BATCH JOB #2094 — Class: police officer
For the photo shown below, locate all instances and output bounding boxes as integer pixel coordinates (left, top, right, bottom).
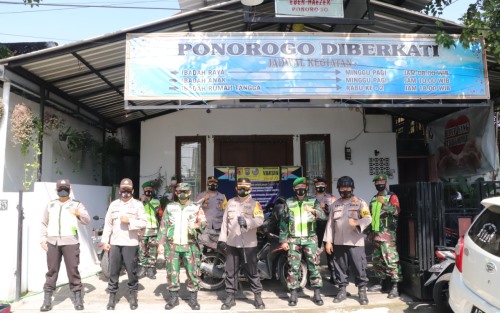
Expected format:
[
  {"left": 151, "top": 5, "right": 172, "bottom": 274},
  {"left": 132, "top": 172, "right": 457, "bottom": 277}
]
[
  {"left": 102, "top": 178, "right": 147, "bottom": 310},
  {"left": 195, "top": 176, "right": 227, "bottom": 232},
  {"left": 218, "top": 178, "right": 265, "bottom": 310},
  {"left": 313, "top": 176, "right": 337, "bottom": 284},
  {"left": 367, "top": 173, "right": 402, "bottom": 298},
  {"left": 157, "top": 182, "right": 206, "bottom": 311},
  {"left": 280, "top": 177, "right": 326, "bottom": 307},
  {"left": 137, "top": 181, "right": 162, "bottom": 279},
  {"left": 324, "top": 176, "right": 372, "bottom": 305},
  {"left": 40, "top": 179, "right": 90, "bottom": 312}
]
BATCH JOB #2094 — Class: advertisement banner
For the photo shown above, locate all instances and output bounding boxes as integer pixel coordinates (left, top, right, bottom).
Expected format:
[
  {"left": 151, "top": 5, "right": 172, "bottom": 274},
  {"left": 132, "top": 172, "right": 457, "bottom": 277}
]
[
  {"left": 125, "top": 32, "right": 488, "bottom": 101},
  {"left": 237, "top": 167, "right": 280, "bottom": 208},
  {"left": 428, "top": 106, "right": 495, "bottom": 179}
]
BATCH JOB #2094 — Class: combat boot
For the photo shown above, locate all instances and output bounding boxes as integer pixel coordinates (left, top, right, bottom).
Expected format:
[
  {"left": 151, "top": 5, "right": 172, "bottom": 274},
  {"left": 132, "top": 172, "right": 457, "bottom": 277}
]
[
  {"left": 129, "top": 290, "right": 138, "bottom": 310},
  {"left": 40, "top": 291, "right": 52, "bottom": 312},
  {"left": 387, "top": 282, "right": 399, "bottom": 299},
  {"left": 165, "top": 291, "right": 179, "bottom": 310},
  {"left": 188, "top": 291, "right": 200, "bottom": 310},
  {"left": 254, "top": 292, "right": 265, "bottom": 309},
  {"left": 358, "top": 286, "right": 369, "bottom": 305},
  {"left": 146, "top": 267, "right": 156, "bottom": 279},
  {"left": 333, "top": 286, "right": 347, "bottom": 303},
  {"left": 367, "top": 279, "right": 384, "bottom": 292},
  {"left": 288, "top": 289, "right": 298, "bottom": 306},
  {"left": 313, "top": 288, "right": 323, "bottom": 306},
  {"left": 136, "top": 265, "right": 146, "bottom": 279},
  {"left": 74, "top": 290, "right": 84, "bottom": 310},
  {"left": 106, "top": 293, "right": 116, "bottom": 310},
  {"left": 221, "top": 293, "right": 236, "bottom": 310}
]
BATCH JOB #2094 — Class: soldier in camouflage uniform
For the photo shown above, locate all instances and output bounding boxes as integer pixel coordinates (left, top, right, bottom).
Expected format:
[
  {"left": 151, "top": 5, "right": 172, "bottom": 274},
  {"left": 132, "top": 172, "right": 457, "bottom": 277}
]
[
  {"left": 280, "top": 177, "right": 326, "bottom": 307},
  {"left": 367, "top": 173, "right": 402, "bottom": 299},
  {"left": 137, "top": 181, "right": 162, "bottom": 279},
  {"left": 157, "top": 183, "right": 206, "bottom": 310}
]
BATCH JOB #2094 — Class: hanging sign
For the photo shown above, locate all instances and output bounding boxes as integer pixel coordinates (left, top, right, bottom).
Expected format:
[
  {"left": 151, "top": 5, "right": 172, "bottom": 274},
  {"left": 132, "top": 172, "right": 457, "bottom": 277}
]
[{"left": 275, "top": 0, "right": 344, "bottom": 18}]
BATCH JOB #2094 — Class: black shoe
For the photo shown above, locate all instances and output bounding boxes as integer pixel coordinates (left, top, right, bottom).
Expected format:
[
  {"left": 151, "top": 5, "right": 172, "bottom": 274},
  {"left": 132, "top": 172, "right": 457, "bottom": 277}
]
[
  {"left": 40, "top": 291, "right": 52, "bottom": 312},
  {"left": 221, "top": 293, "right": 236, "bottom": 310},
  {"left": 129, "top": 291, "right": 138, "bottom": 310},
  {"left": 387, "top": 283, "right": 399, "bottom": 299},
  {"left": 74, "top": 290, "right": 84, "bottom": 310},
  {"left": 137, "top": 265, "right": 146, "bottom": 279},
  {"left": 165, "top": 291, "right": 179, "bottom": 310},
  {"left": 367, "top": 279, "right": 384, "bottom": 292},
  {"left": 254, "top": 293, "right": 265, "bottom": 310},
  {"left": 288, "top": 289, "right": 298, "bottom": 306},
  {"left": 106, "top": 293, "right": 116, "bottom": 310},
  {"left": 188, "top": 292, "right": 200, "bottom": 310},
  {"left": 147, "top": 267, "right": 157, "bottom": 279},
  {"left": 313, "top": 288, "right": 323, "bottom": 306},
  {"left": 333, "top": 287, "right": 347, "bottom": 303},
  {"left": 359, "top": 286, "right": 369, "bottom": 305}
]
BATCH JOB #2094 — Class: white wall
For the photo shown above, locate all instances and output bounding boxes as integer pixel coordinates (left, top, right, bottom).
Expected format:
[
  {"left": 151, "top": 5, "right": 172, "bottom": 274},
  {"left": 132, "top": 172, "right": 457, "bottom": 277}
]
[
  {"left": 0, "top": 182, "right": 111, "bottom": 301},
  {"left": 140, "top": 105, "right": 398, "bottom": 202}
]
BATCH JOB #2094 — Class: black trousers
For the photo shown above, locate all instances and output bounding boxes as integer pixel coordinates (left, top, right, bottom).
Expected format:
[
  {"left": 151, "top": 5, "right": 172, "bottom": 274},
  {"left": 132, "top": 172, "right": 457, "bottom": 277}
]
[
  {"left": 44, "top": 243, "right": 82, "bottom": 292},
  {"left": 333, "top": 245, "right": 369, "bottom": 287},
  {"left": 224, "top": 245, "right": 262, "bottom": 294},
  {"left": 107, "top": 245, "right": 138, "bottom": 293}
]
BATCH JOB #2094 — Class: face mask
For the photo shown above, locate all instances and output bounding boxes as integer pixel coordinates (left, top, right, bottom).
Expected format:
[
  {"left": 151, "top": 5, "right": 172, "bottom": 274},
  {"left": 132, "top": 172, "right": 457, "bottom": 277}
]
[
  {"left": 339, "top": 190, "right": 352, "bottom": 199},
  {"left": 144, "top": 190, "right": 153, "bottom": 197},
  {"left": 315, "top": 186, "right": 326, "bottom": 193},
  {"left": 121, "top": 190, "right": 132, "bottom": 199},
  {"left": 237, "top": 188, "right": 249, "bottom": 197},
  {"left": 178, "top": 192, "right": 189, "bottom": 201},
  {"left": 375, "top": 184, "right": 386, "bottom": 192},
  {"left": 208, "top": 184, "right": 218, "bottom": 191},
  {"left": 57, "top": 189, "right": 69, "bottom": 197},
  {"left": 295, "top": 188, "right": 306, "bottom": 197}
]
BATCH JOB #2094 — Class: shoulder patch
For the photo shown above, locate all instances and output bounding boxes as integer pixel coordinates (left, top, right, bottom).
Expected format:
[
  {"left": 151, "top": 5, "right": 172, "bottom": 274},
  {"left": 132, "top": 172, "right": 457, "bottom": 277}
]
[{"left": 253, "top": 202, "right": 264, "bottom": 218}]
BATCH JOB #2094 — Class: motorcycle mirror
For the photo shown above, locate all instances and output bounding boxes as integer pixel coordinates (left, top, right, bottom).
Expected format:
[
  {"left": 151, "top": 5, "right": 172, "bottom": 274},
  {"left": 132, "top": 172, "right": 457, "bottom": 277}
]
[{"left": 93, "top": 215, "right": 100, "bottom": 220}]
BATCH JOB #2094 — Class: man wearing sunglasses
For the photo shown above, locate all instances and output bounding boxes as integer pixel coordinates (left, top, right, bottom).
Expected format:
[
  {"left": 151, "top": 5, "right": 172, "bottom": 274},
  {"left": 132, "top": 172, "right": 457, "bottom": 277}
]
[
  {"left": 102, "top": 178, "right": 147, "bottom": 310},
  {"left": 40, "top": 179, "right": 90, "bottom": 312}
]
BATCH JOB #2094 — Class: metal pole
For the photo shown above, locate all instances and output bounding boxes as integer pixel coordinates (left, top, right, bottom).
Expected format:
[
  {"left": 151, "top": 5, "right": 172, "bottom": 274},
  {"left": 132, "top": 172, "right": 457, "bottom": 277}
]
[{"left": 16, "top": 190, "right": 24, "bottom": 300}]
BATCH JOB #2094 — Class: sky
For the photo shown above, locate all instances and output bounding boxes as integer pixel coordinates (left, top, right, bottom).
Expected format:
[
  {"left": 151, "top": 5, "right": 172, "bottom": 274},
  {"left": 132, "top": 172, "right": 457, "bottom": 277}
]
[{"left": 0, "top": 0, "right": 476, "bottom": 46}]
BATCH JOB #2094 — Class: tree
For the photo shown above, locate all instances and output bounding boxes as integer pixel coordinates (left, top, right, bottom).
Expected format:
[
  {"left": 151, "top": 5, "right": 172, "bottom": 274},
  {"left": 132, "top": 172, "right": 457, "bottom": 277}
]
[{"left": 424, "top": 0, "right": 500, "bottom": 62}]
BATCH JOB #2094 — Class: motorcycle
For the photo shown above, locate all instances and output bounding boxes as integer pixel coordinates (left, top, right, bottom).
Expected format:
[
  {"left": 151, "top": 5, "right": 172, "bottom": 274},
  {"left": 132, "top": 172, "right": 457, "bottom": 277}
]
[
  {"left": 91, "top": 216, "right": 110, "bottom": 278},
  {"left": 424, "top": 245, "right": 456, "bottom": 313}
]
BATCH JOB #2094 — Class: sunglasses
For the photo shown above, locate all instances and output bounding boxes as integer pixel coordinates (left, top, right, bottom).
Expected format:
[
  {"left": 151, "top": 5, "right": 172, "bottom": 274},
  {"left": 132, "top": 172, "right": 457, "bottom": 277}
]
[{"left": 120, "top": 189, "right": 133, "bottom": 193}]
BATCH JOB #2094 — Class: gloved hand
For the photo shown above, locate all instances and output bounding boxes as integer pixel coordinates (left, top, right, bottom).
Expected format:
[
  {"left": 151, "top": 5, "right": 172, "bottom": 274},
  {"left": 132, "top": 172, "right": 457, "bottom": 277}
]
[
  {"left": 237, "top": 216, "right": 247, "bottom": 228},
  {"left": 217, "top": 241, "right": 227, "bottom": 252}
]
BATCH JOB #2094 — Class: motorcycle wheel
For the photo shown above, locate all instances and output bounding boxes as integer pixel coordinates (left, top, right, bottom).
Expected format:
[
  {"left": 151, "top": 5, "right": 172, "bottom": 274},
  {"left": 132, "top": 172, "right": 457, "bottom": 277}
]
[
  {"left": 279, "top": 259, "right": 308, "bottom": 289},
  {"left": 100, "top": 251, "right": 110, "bottom": 278},
  {"left": 433, "top": 273, "right": 452, "bottom": 313},
  {"left": 199, "top": 252, "right": 226, "bottom": 290}
]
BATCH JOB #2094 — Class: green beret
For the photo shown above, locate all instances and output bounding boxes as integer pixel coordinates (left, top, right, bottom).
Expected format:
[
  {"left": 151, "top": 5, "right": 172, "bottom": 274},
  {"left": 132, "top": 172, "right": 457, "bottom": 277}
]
[
  {"left": 293, "top": 177, "right": 307, "bottom": 187},
  {"left": 176, "top": 182, "right": 191, "bottom": 191},
  {"left": 142, "top": 181, "right": 153, "bottom": 189},
  {"left": 372, "top": 174, "right": 388, "bottom": 182}
]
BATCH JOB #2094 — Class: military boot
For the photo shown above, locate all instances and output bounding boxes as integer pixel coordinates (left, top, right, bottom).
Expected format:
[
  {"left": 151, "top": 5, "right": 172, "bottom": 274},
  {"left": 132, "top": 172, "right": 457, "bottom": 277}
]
[
  {"left": 74, "top": 290, "right": 84, "bottom": 310},
  {"left": 288, "top": 289, "right": 298, "bottom": 306},
  {"left": 165, "top": 291, "right": 179, "bottom": 310},
  {"left": 221, "top": 293, "right": 236, "bottom": 310},
  {"left": 387, "top": 282, "right": 399, "bottom": 299},
  {"left": 129, "top": 290, "right": 138, "bottom": 310},
  {"left": 367, "top": 279, "right": 384, "bottom": 292},
  {"left": 40, "top": 291, "right": 53, "bottom": 312},
  {"left": 254, "top": 292, "right": 265, "bottom": 309},
  {"left": 333, "top": 286, "right": 347, "bottom": 303},
  {"left": 313, "top": 288, "right": 323, "bottom": 306},
  {"left": 136, "top": 265, "right": 146, "bottom": 279},
  {"left": 106, "top": 293, "right": 116, "bottom": 310},
  {"left": 146, "top": 267, "right": 156, "bottom": 279},
  {"left": 358, "top": 286, "right": 369, "bottom": 305},
  {"left": 188, "top": 291, "right": 200, "bottom": 310}
]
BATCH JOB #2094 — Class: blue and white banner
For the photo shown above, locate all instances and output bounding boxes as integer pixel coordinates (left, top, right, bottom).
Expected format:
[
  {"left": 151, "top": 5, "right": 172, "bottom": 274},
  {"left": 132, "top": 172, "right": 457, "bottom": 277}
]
[{"left": 125, "top": 32, "right": 488, "bottom": 101}]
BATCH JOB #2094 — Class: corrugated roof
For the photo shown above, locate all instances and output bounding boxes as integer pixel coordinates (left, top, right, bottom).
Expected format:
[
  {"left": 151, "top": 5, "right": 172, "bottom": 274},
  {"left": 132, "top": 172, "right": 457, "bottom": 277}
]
[{"left": 0, "top": 0, "right": 494, "bottom": 129}]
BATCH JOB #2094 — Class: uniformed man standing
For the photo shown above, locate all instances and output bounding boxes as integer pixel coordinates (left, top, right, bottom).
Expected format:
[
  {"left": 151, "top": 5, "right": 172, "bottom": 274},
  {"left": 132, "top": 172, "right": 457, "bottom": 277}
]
[
  {"left": 40, "top": 179, "right": 90, "bottom": 312},
  {"left": 101, "top": 178, "right": 147, "bottom": 310},
  {"left": 367, "top": 173, "right": 402, "bottom": 298},
  {"left": 195, "top": 176, "right": 227, "bottom": 232},
  {"left": 157, "top": 183, "right": 206, "bottom": 311},
  {"left": 324, "top": 176, "right": 372, "bottom": 305},
  {"left": 137, "top": 181, "right": 162, "bottom": 279},
  {"left": 218, "top": 178, "right": 265, "bottom": 310},
  {"left": 280, "top": 177, "right": 326, "bottom": 307}
]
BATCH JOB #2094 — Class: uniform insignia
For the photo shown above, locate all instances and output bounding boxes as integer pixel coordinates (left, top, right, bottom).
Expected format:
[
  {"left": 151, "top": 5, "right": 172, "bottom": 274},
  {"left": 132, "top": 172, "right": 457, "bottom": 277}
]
[{"left": 253, "top": 202, "right": 263, "bottom": 218}]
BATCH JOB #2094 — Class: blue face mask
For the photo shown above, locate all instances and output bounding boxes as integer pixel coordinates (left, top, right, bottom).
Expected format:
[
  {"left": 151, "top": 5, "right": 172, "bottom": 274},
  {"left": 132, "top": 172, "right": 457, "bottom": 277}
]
[{"left": 57, "top": 189, "right": 69, "bottom": 197}]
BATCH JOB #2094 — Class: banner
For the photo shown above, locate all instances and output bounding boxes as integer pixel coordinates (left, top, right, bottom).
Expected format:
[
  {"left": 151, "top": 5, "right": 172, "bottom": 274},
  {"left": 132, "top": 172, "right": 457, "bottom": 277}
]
[
  {"left": 237, "top": 167, "right": 280, "bottom": 208},
  {"left": 125, "top": 32, "right": 488, "bottom": 101},
  {"left": 428, "top": 107, "right": 495, "bottom": 179}
]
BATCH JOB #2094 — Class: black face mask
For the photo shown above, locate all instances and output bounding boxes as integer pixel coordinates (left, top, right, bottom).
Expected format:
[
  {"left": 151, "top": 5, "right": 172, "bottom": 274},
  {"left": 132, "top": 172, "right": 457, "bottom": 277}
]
[
  {"left": 144, "top": 190, "right": 153, "bottom": 197},
  {"left": 57, "top": 189, "right": 70, "bottom": 197},
  {"left": 339, "top": 190, "right": 352, "bottom": 199},
  {"left": 208, "top": 184, "right": 218, "bottom": 191},
  {"left": 315, "top": 186, "right": 326, "bottom": 193},
  {"left": 178, "top": 192, "right": 189, "bottom": 201},
  {"left": 375, "top": 184, "right": 386, "bottom": 192},
  {"left": 237, "top": 188, "right": 249, "bottom": 197},
  {"left": 121, "top": 192, "right": 132, "bottom": 199},
  {"left": 295, "top": 188, "right": 306, "bottom": 197}
]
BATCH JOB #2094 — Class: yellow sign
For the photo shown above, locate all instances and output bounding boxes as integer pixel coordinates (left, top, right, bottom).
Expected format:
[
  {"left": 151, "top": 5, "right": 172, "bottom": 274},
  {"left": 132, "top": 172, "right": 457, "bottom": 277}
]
[{"left": 237, "top": 167, "right": 280, "bottom": 181}]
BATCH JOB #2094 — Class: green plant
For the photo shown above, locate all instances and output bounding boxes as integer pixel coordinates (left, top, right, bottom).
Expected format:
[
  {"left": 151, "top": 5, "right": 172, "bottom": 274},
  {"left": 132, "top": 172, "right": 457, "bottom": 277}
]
[{"left": 43, "top": 112, "right": 65, "bottom": 132}]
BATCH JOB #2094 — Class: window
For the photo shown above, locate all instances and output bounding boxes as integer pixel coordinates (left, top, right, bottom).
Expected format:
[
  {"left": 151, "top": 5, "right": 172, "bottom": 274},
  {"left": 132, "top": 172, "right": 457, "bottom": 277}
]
[
  {"left": 300, "top": 135, "right": 331, "bottom": 193},
  {"left": 469, "top": 206, "right": 500, "bottom": 257},
  {"left": 175, "top": 136, "right": 206, "bottom": 197}
]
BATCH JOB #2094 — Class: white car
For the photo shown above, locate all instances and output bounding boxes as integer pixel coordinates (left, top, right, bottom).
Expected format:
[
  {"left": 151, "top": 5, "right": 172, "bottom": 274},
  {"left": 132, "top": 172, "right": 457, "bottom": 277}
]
[{"left": 449, "top": 197, "right": 500, "bottom": 313}]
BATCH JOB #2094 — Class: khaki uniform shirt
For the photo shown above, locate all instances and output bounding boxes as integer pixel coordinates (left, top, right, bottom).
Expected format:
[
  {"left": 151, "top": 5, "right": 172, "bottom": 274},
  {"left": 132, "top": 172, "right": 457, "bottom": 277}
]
[
  {"left": 41, "top": 198, "right": 90, "bottom": 245},
  {"left": 102, "top": 198, "right": 147, "bottom": 246},
  {"left": 195, "top": 191, "right": 227, "bottom": 230},
  {"left": 219, "top": 196, "right": 264, "bottom": 248}
]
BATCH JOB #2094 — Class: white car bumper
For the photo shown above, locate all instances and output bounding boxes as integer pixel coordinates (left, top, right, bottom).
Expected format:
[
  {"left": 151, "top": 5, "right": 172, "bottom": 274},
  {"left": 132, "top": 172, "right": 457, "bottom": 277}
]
[{"left": 449, "top": 268, "right": 500, "bottom": 313}]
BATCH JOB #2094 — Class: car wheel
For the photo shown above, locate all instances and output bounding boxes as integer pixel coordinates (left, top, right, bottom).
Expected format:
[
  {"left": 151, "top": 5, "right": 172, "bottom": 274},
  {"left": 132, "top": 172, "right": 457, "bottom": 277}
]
[{"left": 433, "top": 273, "right": 453, "bottom": 313}]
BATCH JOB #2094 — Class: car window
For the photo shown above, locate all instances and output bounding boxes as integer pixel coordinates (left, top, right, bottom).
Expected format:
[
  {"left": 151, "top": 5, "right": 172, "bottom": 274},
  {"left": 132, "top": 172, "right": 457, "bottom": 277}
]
[{"left": 468, "top": 205, "right": 500, "bottom": 257}]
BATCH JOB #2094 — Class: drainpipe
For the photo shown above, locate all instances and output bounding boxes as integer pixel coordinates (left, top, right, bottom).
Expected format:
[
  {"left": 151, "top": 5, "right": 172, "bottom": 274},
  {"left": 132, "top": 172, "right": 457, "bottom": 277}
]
[
  {"left": 0, "top": 75, "right": 11, "bottom": 192},
  {"left": 16, "top": 190, "right": 23, "bottom": 300}
]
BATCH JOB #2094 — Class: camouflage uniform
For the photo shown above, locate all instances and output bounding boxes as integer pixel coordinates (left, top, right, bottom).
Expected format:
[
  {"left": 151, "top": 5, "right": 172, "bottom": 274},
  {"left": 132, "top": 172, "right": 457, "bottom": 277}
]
[
  {"left": 138, "top": 198, "right": 161, "bottom": 269},
  {"left": 280, "top": 195, "right": 326, "bottom": 290}
]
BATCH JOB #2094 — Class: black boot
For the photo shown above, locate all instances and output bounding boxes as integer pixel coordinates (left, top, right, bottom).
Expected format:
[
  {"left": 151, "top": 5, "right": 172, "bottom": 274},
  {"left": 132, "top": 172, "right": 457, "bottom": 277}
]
[
  {"left": 358, "top": 286, "right": 369, "bottom": 305},
  {"left": 221, "top": 293, "right": 236, "bottom": 310},
  {"left": 106, "top": 293, "right": 116, "bottom": 310},
  {"left": 387, "top": 282, "right": 399, "bottom": 299},
  {"left": 254, "top": 292, "right": 265, "bottom": 310},
  {"left": 288, "top": 289, "right": 298, "bottom": 306},
  {"left": 313, "top": 288, "right": 323, "bottom": 306},
  {"left": 40, "top": 291, "right": 52, "bottom": 312},
  {"left": 333, "top": 286, "right": 347, "bottom": 303},
  {"left": 147, "top": 267, "right": 157, "bottom": 279},
  {"left": 188, "top": 291, "right": 200, "bottom": 310},
  {"left": 74, "top": 290, "right": 84, "bottom": 310},
  {"left": 129, "top": 290, "right": 138, "bottom": 310},
  {"left": 367, "top": 279, "right": 384, "bottom": 292},
  {"left": 165, "top": 291, "right": 179, "bottom": 310},
  {"left": 136, "top": 265, "right": 146, "bottom": 279}
]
